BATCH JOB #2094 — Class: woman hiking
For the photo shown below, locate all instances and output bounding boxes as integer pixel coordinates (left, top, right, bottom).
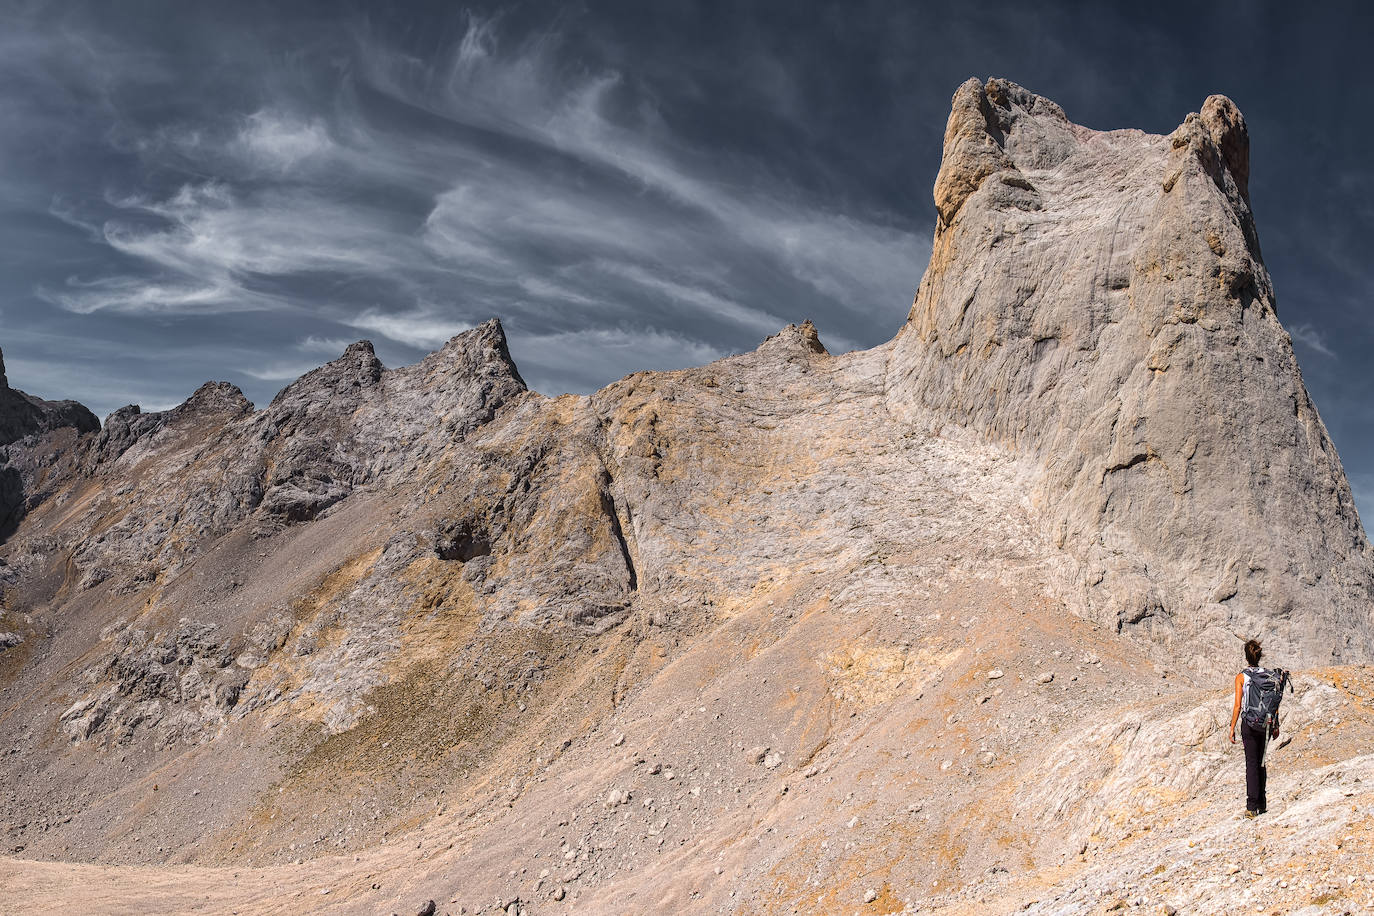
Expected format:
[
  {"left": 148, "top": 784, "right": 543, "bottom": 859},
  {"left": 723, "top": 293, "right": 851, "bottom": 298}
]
[{"left": 1229, "top": 638, "right": 1280, "bottom": 818}]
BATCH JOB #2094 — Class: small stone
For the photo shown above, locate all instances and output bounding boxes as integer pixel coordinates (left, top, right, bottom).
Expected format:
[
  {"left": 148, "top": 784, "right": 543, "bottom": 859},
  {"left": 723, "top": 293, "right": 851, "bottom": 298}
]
[
  {"left": 612, "top": 733, "right": 625, "bottom": 747},
  {"left": 747, "top": 746, "right": 769, "bottom": 764},
  {"left": 553, "top": 887, "right": 566, "bottom": 901},
  {"left": 987, "top": 669, "right": 1004, "bottom": 680},
  {"left": 763, "top": 752, "right": 782, "bottom": 769},
  {"left": 863, "top": 888, "right": 878, "bottom": 903},
  {"left": 416, "top": 902, "right": 437, "bottom": 916},
  {"left": 1225, "top": 864, "right": 1240, "bottom": 875},
  {"left": 1037, "top": 671, "right": 1055, "bottom": 685}
]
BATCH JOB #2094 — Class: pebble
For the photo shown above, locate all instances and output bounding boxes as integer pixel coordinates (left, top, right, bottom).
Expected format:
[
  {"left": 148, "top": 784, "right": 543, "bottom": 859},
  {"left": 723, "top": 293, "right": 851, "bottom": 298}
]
[
  {"left": 987, "top": 669, "right": 1005, "bottom": 680},
  {"left": 863, "top": 888, "right": 878, "bottom": 903},
  {"left": 1037, "top": 671, "right": 1055, "bottom": 685}
]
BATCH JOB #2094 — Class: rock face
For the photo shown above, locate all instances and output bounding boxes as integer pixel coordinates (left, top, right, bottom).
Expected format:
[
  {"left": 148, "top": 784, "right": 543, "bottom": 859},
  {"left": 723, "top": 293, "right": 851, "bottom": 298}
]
[
  {"left": 0, "top": 79, "right": 1372, "bottom": 915},
  {"left": 888, "top": 77, "right": 1373, "bottom": 670},
  {"left": 0, "top": 346, "right": 100, "bottom": 536},
  {"left": 0, "top": 347, "right": 100, "bottom": 447}
]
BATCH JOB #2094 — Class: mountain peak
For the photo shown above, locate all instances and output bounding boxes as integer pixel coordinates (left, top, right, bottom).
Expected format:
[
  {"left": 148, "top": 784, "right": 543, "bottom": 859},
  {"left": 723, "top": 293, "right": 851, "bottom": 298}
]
[{"left": 894, "top": 79, "right": 1369, "bottom": 668}]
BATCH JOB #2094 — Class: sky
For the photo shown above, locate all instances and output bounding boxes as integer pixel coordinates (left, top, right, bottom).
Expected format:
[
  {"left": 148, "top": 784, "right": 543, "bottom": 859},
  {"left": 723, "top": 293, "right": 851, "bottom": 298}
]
[{"left": 0, "top": 0, "right": 1371, "bottom": 521}]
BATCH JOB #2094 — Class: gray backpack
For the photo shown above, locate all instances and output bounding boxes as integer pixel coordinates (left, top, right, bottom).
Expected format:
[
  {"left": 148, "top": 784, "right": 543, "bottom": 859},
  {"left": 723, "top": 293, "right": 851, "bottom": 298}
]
[{"left": 1241, "top": 666, "right": 1292, "bottom": 730}]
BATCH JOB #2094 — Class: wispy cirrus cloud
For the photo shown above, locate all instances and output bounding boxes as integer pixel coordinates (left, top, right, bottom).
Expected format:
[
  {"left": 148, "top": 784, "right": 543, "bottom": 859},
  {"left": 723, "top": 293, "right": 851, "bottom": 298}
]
[
  {"left": 1289, "top": 322, "right": 1337, "bottom": 359},
  {"left": 15, "top": 6, "right": 927, "bottom": 421},
  {"left": 37, "top": 273, "right": 245, "bottom": 315},
  {"left": 344, "top": 306, "right": 472, "bottom": 350}
]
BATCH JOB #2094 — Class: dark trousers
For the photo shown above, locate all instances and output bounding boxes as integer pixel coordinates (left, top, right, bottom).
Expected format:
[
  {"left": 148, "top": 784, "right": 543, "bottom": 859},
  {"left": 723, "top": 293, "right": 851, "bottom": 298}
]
[{"left": 1240, "top": 720, "right": 1268, "bottom": 813}]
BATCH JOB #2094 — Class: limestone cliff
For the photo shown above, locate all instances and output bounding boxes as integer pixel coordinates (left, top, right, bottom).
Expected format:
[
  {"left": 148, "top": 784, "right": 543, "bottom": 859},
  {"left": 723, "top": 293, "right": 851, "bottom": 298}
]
[{"left": 888, "top": 77, "right": 1373, "bottom": 670}]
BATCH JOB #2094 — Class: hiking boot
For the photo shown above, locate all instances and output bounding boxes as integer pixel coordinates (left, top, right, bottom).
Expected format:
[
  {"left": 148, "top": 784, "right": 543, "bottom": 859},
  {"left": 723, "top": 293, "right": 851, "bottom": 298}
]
[{"left": 1244, "top": 809, "right": 1258, "bottom": 819}]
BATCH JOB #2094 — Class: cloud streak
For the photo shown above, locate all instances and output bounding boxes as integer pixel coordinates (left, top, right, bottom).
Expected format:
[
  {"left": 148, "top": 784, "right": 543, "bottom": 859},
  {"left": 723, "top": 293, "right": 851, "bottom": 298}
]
[
  {"left": 1289, "top": 322, "right": 1337, "bottom": 359},
  {"left": 344, "top": 306, "right": 472, "bottom": 350},
  {"left": 27, "top": 11, "right": 925, "bottom": 385}
]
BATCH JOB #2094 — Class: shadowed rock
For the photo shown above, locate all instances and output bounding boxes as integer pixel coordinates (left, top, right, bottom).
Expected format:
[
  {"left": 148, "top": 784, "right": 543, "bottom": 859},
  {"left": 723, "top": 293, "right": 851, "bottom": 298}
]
[{"left": 0, "top": 345, "right": 100, "bottom": 538}]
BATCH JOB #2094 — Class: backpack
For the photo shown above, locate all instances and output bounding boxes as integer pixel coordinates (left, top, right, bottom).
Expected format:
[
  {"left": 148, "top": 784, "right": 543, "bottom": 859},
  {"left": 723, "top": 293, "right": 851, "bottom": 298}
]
[{"left": 1241, "top": 666, "right": 1292, "bottom": 731}]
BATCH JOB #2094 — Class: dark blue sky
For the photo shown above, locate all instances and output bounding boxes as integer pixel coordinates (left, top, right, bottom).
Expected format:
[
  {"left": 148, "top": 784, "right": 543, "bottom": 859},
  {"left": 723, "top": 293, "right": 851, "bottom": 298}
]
[{"left": 1, "top": 0, "right": 1371, "bottom": 522}]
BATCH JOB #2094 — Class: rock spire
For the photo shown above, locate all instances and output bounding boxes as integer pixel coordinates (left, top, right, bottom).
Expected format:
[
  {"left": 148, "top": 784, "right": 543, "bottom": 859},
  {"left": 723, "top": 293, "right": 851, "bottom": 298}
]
[{"left": 888, "top": 77, "right": 1372, "bottom": 668}]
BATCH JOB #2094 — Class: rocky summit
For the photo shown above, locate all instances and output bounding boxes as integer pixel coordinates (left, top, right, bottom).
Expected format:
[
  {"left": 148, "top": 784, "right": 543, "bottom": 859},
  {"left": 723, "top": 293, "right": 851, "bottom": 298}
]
[{"left": 2, "top": 79, "right": 1373, "bottom": 915}]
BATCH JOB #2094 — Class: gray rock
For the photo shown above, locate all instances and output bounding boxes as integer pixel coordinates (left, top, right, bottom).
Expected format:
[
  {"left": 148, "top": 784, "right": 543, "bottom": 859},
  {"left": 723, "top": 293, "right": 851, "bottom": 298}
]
[
  {"left": 0, "top": 347, "right": 100, "bottom": 536},
  {"left": 0, "top": 346, "right": 100, "bottom": 448},
  {"left": 887, "top": 77, "right": 1374, "bottom": 671}
]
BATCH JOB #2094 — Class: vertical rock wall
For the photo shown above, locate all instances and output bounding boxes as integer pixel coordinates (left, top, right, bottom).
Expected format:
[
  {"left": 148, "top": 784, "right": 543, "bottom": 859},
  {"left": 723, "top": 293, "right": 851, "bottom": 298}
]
[{"left": 887, "top": 78, "right": 1373, "bottom": 669}]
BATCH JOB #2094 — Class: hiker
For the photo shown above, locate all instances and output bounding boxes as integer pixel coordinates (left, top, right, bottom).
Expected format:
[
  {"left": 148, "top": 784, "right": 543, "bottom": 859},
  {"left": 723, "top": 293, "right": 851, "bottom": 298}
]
[{"left": 1229, "top": 639, "right": 1291, "bottom": 818}]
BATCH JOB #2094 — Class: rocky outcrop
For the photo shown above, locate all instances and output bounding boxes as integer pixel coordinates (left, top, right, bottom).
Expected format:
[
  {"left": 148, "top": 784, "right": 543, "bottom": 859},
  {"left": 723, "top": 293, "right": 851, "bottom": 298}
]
[
  {"left": 0, "top": 351, "right": 98, "bottom": 451},
  {"left": 66, "top": 319, "right": 529, "bottom": 594},
  {"left": 0, "top": 347, "right": 100, "bottom": 448},
  {"left": 0, "top": 346, "right": 100, "bottom": 538},
  {"left": 887, "top": 77, "right": 1373, "bottom": 669}
]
